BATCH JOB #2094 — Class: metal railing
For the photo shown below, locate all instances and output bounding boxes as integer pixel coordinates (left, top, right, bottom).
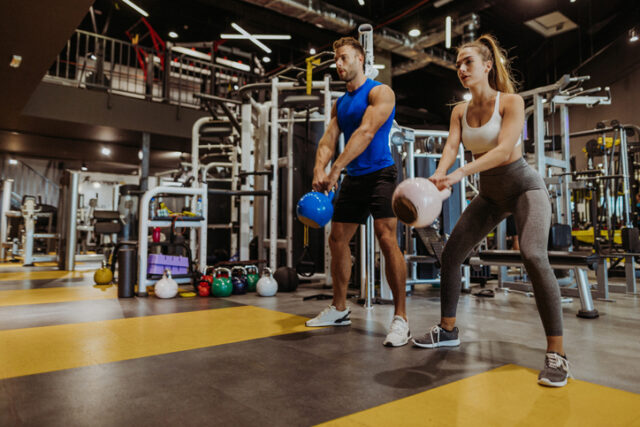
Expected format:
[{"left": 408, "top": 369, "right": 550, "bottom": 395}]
[{"left": 46, "top": 30, "right": 259, "bottom": 107}]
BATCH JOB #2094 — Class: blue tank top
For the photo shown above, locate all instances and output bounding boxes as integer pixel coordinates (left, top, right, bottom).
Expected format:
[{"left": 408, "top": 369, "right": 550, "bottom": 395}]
[{"left": 336, "top": 78, "right": 395, "bottom": 176}]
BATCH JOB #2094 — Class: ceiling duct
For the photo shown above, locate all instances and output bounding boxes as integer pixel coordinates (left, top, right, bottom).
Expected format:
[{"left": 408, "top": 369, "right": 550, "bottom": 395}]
[
  {"left": 240, "top": 0, "right": 358, "bottom": 33},
  {"left": 240, "top": 0, "right": 478, "bottom": 74}
]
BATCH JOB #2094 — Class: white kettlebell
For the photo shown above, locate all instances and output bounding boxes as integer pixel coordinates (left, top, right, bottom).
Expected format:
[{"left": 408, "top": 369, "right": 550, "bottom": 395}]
[
  {"left": 256, "top": 267, "right": 278, "bottom": 297},
  {"left": 392, "top": 178, "right": 451, "bottom": 228},
  {"left": 154, "top": 269, "right": 178, "bottom": 299}
]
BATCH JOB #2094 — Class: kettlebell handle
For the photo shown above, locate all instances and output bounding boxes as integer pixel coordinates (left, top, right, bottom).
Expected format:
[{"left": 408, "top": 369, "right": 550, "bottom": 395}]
[
  {"left": 231, "top": 266, "right": 247, "bottom": 276},
  {"left": 327, "top": 190, "right": 335, "bottom": 202},
  {"left": 215, "top": 267, "right": 232, "bottom": 277}
]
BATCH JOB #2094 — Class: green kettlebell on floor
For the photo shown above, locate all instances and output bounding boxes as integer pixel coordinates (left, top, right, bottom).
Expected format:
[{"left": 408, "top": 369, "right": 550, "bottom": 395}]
[
  {"left": 245, "top": 265, "right": 259, "bottom": 292},
  {"left": 211, "top": 267, "right": 233, "bottom": 297}
]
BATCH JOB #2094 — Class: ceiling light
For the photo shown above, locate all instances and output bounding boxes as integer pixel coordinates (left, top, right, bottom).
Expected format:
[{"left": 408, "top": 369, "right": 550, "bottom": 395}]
[
  {"left": 630, "top": 29, "right": 639, "bottom": 43},
  {"left": 220, "top": 34, "right": 291, "bottom": 40},
  {"left": 408, "top": 28, "right": 421, "bottom": 37},
  {"left": 9, "top": 55, "right": 22, "bottom": 68},
  {"left": 138, "top": 150, "right": 143, "bottom": 160},
  {"left": 358, "top": 0, "right": 365, "bottom": 5},
  {"left": 309, "top": 48, "right": 316, "bottom": 55},
  {"left": 570, "top": 0, "right": 576, "bottom": 3},
  {"left": 81, "top": 163, "right": 88, "bottom": 171},
  {"left": 463, "top": 92, "right": 472, "bottom": 101},
  {"left": 216, "top": 57, "right": 251, "bottom": 72},
  {"left": 233, "top": 84, "right": 239, "bottom": 90},
  {"left": 230, "top": 23, "right": 272, "bottom": 53},
  {"left": 93, "top": 182, "right": 101, "bottom": 188},
  {"left": 101, "top": 147, "right": 111, "bottom": 156},
  {"left": 90, "top": 54, "right": 97, "bottom": 60},
  {"left": 9, "top": 159, "right": 18, "bottom": 165},
  {"left": 445, "top": 16, "right": 452, "bottom": 49},
  {"left": 168, "top": 31, "right": 179, "bottom": 39},
  {"left": 171, "top": 46, "right": 211, "bottom": 61},
  {"left": 121, "top": 0, "right": 149, "bottom": 17},
  {"left": 434, "top": 0, "right": 454, "bottom": 7},
  {"left": 331, "top": 64, "right": 385, "bottom": 69},
  {"left": 262, "top": 56, "right": 271, "bottom": 63}
]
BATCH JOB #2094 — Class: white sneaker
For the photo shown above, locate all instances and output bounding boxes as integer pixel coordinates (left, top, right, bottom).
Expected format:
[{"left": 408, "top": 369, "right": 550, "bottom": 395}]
[
  {"left": 383, "top": 315, "right": 411, "bottom": 347},
  {"left": 305, "top": 305, "right": 351, "bottom": 327}
]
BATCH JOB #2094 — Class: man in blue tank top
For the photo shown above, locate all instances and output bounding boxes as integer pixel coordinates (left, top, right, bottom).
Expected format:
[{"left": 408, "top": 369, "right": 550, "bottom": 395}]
[{"left": 305, "top": 37, "right": 410, "bottom": 347}]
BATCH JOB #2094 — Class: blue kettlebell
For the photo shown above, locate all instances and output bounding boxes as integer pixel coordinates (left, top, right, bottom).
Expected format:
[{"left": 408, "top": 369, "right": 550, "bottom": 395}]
[
  {"left": 231, "top": 266, "right": 247, "bottom": 295},
  {"left": 296, "top": 191, "right": 335, "bottom": 228}
]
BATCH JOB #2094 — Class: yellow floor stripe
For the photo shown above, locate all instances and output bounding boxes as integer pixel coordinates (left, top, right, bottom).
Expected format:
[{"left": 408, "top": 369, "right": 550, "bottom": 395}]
[
  {"left": 0, "top": 306, "right": 312, "bottom": 379},
  {"left": 0, "top": 285, "right": 116, "bottom": 307},
  {"left": 318, "top": 364, "right": 640, "bottom": 427},
  {"left": 0, "top": 261, "right": 60, "bottom": 268},
  {"left": 0, "top": 270, "right": 87, "bottom": 282}
]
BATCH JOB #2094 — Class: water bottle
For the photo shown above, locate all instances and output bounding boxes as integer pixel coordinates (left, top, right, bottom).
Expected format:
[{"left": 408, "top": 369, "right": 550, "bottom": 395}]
[
  {"left": 196, "top": 197, "right": 203, "bottom": 217},
  {"left": 149, "top": 197, "right": 157, "bottom": 219}
]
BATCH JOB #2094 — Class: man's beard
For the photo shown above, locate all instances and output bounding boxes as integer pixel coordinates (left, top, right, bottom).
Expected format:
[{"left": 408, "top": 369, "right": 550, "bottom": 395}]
[{"left": 339, "top": 69, "right": 357, "bottom": 83}]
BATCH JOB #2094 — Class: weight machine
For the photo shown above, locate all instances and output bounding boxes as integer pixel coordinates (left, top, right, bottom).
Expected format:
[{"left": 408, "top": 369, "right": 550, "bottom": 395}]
[{"left": 0, "top": 179, "right": 58, "bottom": 266}]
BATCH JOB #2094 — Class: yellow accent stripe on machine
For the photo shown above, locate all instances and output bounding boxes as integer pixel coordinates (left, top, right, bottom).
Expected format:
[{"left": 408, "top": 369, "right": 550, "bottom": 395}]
[
  {"left": 318, "top": 364, "right": 640, "bottom": 427},
  {"left": 0, "top": 306, "right": 312, "bottom": 379},
  {"left": 0, "top": 285, "right": 117, "bottom": 307}
]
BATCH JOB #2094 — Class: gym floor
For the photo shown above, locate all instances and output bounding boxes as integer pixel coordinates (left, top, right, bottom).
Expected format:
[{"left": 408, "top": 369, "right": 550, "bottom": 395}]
[{"left": 1, "top": 263, "right": 639, "bottom": 426}]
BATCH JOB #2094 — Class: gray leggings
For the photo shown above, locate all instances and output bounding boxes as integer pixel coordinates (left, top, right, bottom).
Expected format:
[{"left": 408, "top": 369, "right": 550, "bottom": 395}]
[{"left": 440, "top": 157, "right": 563, "bottom": 336}]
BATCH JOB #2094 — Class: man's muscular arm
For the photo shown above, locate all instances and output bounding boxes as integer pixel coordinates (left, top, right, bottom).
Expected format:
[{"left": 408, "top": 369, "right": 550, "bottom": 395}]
[{"left": 312, "top": 102, "right": 341, "bottom": 192}]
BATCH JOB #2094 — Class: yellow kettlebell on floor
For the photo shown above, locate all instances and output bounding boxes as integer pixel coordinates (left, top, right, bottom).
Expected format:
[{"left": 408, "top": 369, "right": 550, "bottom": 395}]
[{"left": 94, "top": 260, "right": 113, "bottom": 285}]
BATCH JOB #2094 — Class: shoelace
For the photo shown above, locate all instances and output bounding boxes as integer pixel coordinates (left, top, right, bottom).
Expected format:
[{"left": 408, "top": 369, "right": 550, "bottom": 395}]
[
  {"left": 546, "top": 353, "right": 572, "bottom": 378},
  {"left": 428, "top": 325, "right": 442, "bottom": 343},
  {"left": 389, "top": 318, "right": 407, "bottom": 335},
  {"left": 317, "top": 306, "right": 334, "bottom": 317}
]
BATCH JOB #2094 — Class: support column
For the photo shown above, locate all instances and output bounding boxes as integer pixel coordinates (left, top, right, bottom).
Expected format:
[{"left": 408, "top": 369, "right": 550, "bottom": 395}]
[
  {"left": 64, "top": 171, "right": 79, "bottom": 271},
  {"left": 140, "top": 133, "right": 150, "bottom": 192},
  {"left": 0, "top": 179, "right": 12, "bottom": 260}
]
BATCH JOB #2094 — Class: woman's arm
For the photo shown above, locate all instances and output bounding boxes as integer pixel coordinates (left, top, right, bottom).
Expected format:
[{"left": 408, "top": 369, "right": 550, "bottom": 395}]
[
  {"left": 434, "top": 103, "right": 464, "bottom": 175},
  {"left": 428, "top": 103, "right": 464, "bottom": 188}
]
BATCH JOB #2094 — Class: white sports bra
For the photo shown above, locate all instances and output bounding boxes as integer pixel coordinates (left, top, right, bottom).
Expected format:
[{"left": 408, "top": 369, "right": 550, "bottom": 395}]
[{"left": 461, "top": 92, "right": 521, "bottom": 155}]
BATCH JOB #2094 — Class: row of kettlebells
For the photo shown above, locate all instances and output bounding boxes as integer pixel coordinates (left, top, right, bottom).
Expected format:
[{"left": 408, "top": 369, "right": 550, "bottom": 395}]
[
  {"left": 196, "top": 266, "right": 278, "bottom": 298},
  {"left": 154, "top": 267, "right": 278, "bottom": 299}
]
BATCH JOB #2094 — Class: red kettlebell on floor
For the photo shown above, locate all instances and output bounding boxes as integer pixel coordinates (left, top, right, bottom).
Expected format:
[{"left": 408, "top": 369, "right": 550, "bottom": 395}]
[{"left": 198, "top": 274, "right": 212, "bottom": 297}]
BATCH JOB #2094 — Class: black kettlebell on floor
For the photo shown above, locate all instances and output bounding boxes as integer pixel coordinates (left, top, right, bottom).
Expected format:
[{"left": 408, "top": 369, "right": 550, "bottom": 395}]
[
  {"left": 273, "top": 266, "right": 299, "bottom": 292},
  {"left": 231, "top": 266, "right": 248, "bottom": 295}
]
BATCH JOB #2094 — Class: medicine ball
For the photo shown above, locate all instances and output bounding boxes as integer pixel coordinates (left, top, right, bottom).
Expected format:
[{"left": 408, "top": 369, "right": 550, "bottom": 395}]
[{"left": 273, "top": 266, "right": 299, "bottom": 292}]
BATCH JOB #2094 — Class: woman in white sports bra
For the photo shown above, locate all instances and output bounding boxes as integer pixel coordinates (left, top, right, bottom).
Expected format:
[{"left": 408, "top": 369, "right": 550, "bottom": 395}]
[{"left": 412, "top": 35, "right": 571, "bottom": 387}]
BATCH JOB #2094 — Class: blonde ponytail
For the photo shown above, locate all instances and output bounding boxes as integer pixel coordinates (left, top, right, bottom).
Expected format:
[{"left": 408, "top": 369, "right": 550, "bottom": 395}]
[{"left": 458, "top": 34, "right": 517, "bottom": 93}]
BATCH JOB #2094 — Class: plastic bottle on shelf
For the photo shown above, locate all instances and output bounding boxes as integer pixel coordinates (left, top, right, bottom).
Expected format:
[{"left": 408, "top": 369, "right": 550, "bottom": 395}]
[
  {"left": 149, "top": 198, "right": 157, "bottom": 219},
  {"left": 196, "top": 197, "right": 203, "bottom": 217}
]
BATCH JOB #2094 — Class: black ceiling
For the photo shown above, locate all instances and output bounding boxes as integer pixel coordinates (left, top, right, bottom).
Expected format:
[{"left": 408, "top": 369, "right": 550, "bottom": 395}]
[{"left": 80, "top": 0, "right": 640, "bottom": 124}]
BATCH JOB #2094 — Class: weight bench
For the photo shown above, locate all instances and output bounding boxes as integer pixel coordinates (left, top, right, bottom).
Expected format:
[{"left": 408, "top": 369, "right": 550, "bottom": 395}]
[{"left": 468, "top": 250, "right": 601, "bottom": 319}]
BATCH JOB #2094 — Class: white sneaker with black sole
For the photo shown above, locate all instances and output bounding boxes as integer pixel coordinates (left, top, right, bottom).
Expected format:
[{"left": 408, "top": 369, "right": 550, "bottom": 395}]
[
  {"left": 383, "top": 315, "right": 411, "bottom": 347},
  {"left": 306, "top": 305, "right": 351, "bottom": 327}
]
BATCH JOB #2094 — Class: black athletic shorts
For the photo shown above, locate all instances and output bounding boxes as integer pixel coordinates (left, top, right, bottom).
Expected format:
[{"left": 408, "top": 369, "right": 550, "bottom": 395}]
[
  {"left": 506, "top": 214, "right": 517, "bottom": 236},
  {"left": 332, "top": 165, "right": 397, "bottom": 224}
]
